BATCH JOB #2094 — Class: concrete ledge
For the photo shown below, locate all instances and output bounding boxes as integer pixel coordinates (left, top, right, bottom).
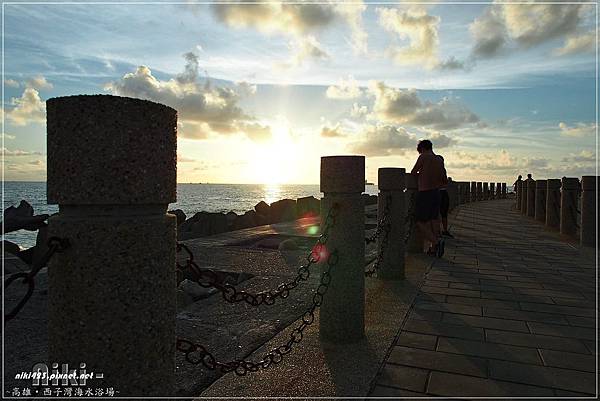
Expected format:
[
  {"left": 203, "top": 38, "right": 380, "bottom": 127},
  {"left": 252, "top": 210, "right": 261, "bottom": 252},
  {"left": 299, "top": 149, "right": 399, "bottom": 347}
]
[{"left": 200, "top": 254, "right": 430, "bottom": 398}]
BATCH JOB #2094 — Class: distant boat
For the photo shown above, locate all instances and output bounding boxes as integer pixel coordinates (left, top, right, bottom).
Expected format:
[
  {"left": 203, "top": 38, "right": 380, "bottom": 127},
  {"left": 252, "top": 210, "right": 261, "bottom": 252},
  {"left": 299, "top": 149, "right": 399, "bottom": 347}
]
[{"left": 365, "top": 180, "right": 374, "bottom": 186}]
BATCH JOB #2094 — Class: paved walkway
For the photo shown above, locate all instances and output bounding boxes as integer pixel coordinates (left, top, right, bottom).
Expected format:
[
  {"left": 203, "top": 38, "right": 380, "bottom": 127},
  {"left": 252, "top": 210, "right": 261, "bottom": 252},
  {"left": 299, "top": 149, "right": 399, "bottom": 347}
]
[{"left": 371, "top": 199, "right": 597, "bottom": 397}]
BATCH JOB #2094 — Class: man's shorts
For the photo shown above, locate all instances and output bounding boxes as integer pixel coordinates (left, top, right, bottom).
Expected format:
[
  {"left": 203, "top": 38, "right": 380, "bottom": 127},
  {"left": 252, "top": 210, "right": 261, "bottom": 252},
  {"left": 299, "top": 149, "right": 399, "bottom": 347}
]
[
  {"left": 415, "top": 189, "right": 441, "bottom": 222},
  {"left": 440, "top": 189, "right": 450, "bottom": 218}
]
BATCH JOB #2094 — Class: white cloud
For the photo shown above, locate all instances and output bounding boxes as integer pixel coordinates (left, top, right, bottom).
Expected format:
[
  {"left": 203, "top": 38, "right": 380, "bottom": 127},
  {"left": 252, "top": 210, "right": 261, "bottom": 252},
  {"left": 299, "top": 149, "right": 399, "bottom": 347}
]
[
  {"left": 6, "top": 88, "right": 46, "bottom": 126},
  {"left": 348, "top": 124, "right": 416, "bottom": 157},
  {"left": 351, "top": 103, "right": 368, "bottom": 118},
  {"left": 368, "top": 81, "right": 479, "bottom": 130},
  {"left": 377, "top": 7, "right": 440, "bottom": 69},
  {"left": 5, "top": 79, "right": 19, "bottom": 88},
  {"left": 326, "top": 75, "right": 362, "bottom": 99},
  {"left": 558, "top": 121, "right": 596, "bottom": 137},
  {"left": 1, "top": 133, "right": 16, "bottom": 140},
  {"left": 320, "top": 124, "right": 345, "bottom": 138},
  {"left": 554, "top": 29, "right": 596, "bottom": 56},
  {"left": 105, "top": 52, "right": 269, "bottom": 142},
  {"left": 286, "top": 35, "right": 330, "bottom": 67},
  {"left": 470, "top": 3, "right": 590, "bottom": 59},
  {"left": 335, "top": 1, "right": 368, "bottom": 55},
  {"left": 2, "top": 147, "right": 43, "bottom": 156},
  {"left": 25, "top": 75, "right": 53, "bottom": 90}
]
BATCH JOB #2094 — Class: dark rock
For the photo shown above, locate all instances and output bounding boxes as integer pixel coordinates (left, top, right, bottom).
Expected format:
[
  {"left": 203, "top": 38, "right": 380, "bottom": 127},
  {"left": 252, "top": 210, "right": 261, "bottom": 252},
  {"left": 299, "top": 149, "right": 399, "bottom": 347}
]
[
  {"left": 168, "top": 209, "right": 187, "bottom": 226},
  {"left": 278, "top": 239, "right": 299, "bottom": 251},
  {"left": 254, "top": 201, "right": 270, "bottom": 217},
  {"left": 296, "top": 196, "right": 320, "bottom": 218},
  {"left": 179, "top": 211, "right": 228, "bottom": 239},
  {"left": 225, "top": 211, "right": 238, "bottom": 229},
  {"left": 255, "top": 213, "right": 269, "bottom": 226},
  {"left": 269, "top": 199, "right": 297, "bottom": 223},
  {"left": 232, "top": 210, "right": 257, "bottom": 230}
]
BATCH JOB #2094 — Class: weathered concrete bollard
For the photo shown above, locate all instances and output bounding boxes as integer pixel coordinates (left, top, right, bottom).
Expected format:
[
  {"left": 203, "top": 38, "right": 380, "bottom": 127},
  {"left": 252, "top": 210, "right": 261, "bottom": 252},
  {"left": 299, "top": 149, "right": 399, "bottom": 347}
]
[
  {"left": 526, "top": 179, "right": 536, "bottom": 217},
  {"left": 320, "top": 156, "right": 365, "bottom": 342},
  {"left": 461, "top": 182, "right": 469, "bottom": 203},
  {"left": 560, "top": 177, "right": 580, "bottom": 238},
  {"left": 490, "top": 182, "right": 495, "bottom": 199},
  {"left": 501, "top": 183, "right": 506, "bottom": 199},
  {"left": 516, "top": 181, "right": 522, "bottom": 209},
  {"left": 475, "top": 182, "right": 481, "bottom": 201},
  {"left": 580, "top": 176, "right": 597, "bottom": 247},
  {"left": 521, "top": 180, "right": 528, "bottom": 214},
  {"left": 546, "top": 179, "right": 561, "bottom": 230},
  {"left": 496, "top": 183, "right": 502, "bottom": 200},
  {"left": 534, "top": 180, "right": 547, "bottom": 223},
  {"left": 377, "top": 168, "right": 406, "bottom": 279},
  {"left": 483, "top": 182, "right": 489, "bottom": 200},
  {"left": 46, "top": 95, "right": 177, "bottom": 396},
  {"left": 406, "top": 174, "right": 422, "bottom": 253},
  {"left": 470, "top": 181, "right": 477, "bottom": 202}
]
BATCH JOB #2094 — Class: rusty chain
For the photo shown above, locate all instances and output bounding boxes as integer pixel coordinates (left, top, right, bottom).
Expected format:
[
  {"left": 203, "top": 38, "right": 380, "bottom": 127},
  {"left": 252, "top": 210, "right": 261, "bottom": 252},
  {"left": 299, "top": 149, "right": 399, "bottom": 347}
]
[
  {"left": 4, "top": 236, "right": 70, "bottom": 323},
  {"left": 365, "top": 196, "right": 391, "bottom": 277},
  {"left": 365, "top": 195, "right": 391, "bottom": 245},
  {"left": 176, "top": 204, "right": 338, "bottom": 307},
  {"left": 176, "top": 206, "right": 339, "bottom": 376}
]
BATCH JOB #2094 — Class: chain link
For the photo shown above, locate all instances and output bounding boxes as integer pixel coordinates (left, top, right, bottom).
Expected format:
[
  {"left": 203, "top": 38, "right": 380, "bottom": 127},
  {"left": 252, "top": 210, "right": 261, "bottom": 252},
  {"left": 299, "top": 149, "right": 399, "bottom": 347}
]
[
  {"left": 176, "top": 205, "right": 340, "bottom": 376},
  {"left": 4, "top": 237, "right": 70, "bottom": 323},
  {"left": 365, "top": 195, "right": 391, "bottom": 277},
  {"left": 176, "top": 205, "right": 337, "bottom": 307}
]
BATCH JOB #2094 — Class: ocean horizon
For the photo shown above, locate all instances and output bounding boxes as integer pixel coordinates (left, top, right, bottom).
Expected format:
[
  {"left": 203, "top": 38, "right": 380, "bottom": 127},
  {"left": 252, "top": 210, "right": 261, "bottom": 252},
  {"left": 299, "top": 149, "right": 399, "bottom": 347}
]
[{"left": 2, "top": 181, "right": 379, "bottom": 249}]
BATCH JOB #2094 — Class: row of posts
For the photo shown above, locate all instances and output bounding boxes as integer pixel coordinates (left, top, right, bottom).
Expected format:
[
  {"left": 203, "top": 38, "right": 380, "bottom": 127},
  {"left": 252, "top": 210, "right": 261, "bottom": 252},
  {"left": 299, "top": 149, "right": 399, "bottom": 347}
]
[
  {"left": 319, "top": 157, "right": 506, "bottom": 345},
  {"left": 43, "top": 95, "right": 508, "bottom": 395},
  {"left": 514, "top": 176, "right": 597, "bottom": 247}
]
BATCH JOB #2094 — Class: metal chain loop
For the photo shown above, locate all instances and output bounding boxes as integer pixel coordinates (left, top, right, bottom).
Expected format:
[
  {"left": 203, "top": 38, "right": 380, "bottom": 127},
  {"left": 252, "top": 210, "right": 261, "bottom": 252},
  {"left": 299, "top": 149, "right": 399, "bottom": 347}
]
[
  {"left": 365, "top": 195, "right": 391, "bottom": 245},
  {"left": 4, "top": 236, "right": 70, "bottom": 323},
  {"left": 365, "top": 196, "right": 392, "bottom": 277},
  {"left": 176, "top": 210, "right": 340, "bottom": 376},
  {"left": 176, "top": 204, "right": 338, "bottom": 307}
]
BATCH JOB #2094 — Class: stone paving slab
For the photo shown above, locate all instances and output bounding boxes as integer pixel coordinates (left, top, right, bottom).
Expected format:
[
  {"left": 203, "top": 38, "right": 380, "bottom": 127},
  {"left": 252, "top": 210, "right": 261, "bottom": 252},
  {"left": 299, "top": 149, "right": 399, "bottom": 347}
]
[{"left": 370, "top": 199, "right": 598, "bottom": 398}]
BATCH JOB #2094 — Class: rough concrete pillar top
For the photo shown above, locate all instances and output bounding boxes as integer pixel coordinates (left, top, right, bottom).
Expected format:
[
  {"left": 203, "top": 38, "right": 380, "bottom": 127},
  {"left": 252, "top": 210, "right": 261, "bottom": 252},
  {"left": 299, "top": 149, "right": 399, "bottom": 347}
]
[
  {"left": 561, "top": 177, "right": 580, "bottom": 190},
  {"left": 320, "top": 156, "right": 365, "bottom": 193},
  {"left": 406, "top": 173, "right": 417, "bottom": 190},
  {"left": 581, "top": 176, "right": 597, "bottom": 191},
  {"left": 547, "top": 179, "right": 561, "bottom": 189},
  {"left": 378, "top": 168, "right": 406, "bottom": 191},
  {"left": 536, "top": 180, "right": 547, "bottom": 189},
  {"left": 47, "top": 95, "right": 177, "bottom": 205}
]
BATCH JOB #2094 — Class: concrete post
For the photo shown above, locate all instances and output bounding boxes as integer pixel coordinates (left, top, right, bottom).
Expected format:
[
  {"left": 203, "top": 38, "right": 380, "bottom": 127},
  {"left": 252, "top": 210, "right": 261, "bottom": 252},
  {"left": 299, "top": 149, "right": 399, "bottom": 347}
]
[
  {"left": 546, "top": 179, "right": 561, "bottom": 230},
  {"left": 461, "top": 182, "right": 469, "bottom": 203},
  {"left": 560, "top": 177, "right": 580, "bottom": 238},
  {"left": 377, "top": 168, "right": 406, "bottom": 280},
  {"left": 534, "top": 180, "right": 547, "bottom": 223},
  {"left": 580, "top": 176, "right": 597, "bottom": 247},
  {"left": 470, "top": 181, "right": 477, "bottom": 202},
  {"left": 496, "top": 183, "right": 502, "bottom": 200},
  {"left": 526, "top": 179, "right": 536, "bottom": 218},
  {"left": 46, "top": 95, "right": 177, "bottom": 396},
  {"left": 483, "top": 182, "right": 489, "bottom": 200},
  {"left": 490, "top": 182, "right": 495, "bottom": 200},
  {"left": 502, "top": 183, "right": 506, "bottom": 199},
  {"left": 406, "top": 174, "right": 422, "bottom": 253},
  {"left": 320, "top": 155, "right": 365, "bottom": 342},
  {"left": 516, "top": 181, "right": 522, "bottom": 209},
  {"left": 476, "top": 182, "right": 483, "bottom": 201},
  {"left": 521, "top": 180, "right": 528, "bottom": 214}
]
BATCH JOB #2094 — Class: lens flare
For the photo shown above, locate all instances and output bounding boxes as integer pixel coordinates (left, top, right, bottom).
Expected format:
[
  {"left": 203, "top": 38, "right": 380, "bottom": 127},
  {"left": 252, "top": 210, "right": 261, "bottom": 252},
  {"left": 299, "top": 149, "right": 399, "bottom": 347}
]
[{"left": 306, "top": 225, "right": 319, "bottom": 235}]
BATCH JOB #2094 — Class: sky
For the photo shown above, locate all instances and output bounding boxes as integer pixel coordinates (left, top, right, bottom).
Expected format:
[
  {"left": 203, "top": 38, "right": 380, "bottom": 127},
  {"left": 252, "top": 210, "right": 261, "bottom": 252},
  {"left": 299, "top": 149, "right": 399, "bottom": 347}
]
[{"left": 1, "top": 0, "right": 597, "bottom": 185}]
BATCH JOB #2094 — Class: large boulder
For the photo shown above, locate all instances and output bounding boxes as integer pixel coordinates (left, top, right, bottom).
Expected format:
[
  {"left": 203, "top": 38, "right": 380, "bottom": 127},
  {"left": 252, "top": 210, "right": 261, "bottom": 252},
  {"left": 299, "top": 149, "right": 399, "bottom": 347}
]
[
  {"left": 225, "top": 211, "right": 238, "bottom": 229},
  {"left": 255, "top": 213, "right": 269, "bottom": 226},
  {"left": 269, "top": 199, "right": 297, "bottom": 223},
  {"left": 179, "top": 211, "right": 228, "bottom": 239},
  {"left": 168, "top": 209, "right": 187, "bottom": 226},
  {"left": 232, "top": 210, "right": 258, "bottom": 230},
  {"left": 254, "top": 201, "right": 270, "bottom": 217},
  {"left": 296, "top": 196, "right": 320, "bottom": 218}
]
